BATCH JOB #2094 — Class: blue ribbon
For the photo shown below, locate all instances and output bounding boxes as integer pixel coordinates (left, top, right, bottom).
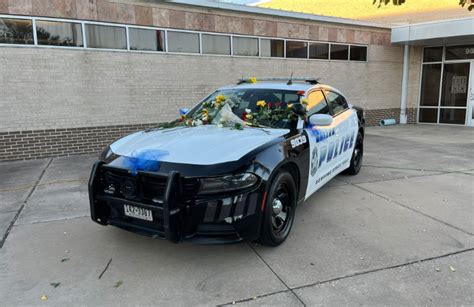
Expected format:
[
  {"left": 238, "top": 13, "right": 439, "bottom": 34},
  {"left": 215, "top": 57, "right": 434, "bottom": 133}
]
[{"left": 122, "top": 149, "right": 169, "bottom": 175}]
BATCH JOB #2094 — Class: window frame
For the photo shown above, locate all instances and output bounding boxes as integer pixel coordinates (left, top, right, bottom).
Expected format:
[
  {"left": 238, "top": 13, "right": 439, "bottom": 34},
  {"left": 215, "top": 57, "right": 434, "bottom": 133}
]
[
  {"left": 231, "top": 34, "right": 259, "bottom": 57},
  {"left": 127, "top": 25, "right": 166, "bottom": 53},
  {"left": 0, "top": 14, "right": 369, "bottom": 63},
  {"left": 306, "top": 89, "right": 330, "bottom": 117},
  {"left": 35, "top": 19, "right": 84, "bottom": 48},
  {"left": 200, "top": 32, "right": 231, "bottom": 56},
  {"left": 322, "top": 90, "right": 350, "bottom": 117}
]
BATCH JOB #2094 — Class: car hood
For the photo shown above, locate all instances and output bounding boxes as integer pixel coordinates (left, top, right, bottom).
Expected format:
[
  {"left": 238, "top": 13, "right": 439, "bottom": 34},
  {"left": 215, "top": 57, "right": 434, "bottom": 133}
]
[{"left": 110, "top": 125, "right": 289, "bottom": 165}]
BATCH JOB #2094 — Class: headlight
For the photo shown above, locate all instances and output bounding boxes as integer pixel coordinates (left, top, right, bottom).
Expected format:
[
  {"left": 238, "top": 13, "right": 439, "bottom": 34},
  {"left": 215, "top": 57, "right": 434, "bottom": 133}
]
[{"left": 198, "top": 173, "right": 259, "bottom": 195}]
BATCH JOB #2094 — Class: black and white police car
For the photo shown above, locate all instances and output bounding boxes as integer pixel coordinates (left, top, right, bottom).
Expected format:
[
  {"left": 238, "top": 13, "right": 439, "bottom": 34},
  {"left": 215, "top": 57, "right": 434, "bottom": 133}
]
[{"left": 89, "top": 77, "right": 365, "bottom": 246}]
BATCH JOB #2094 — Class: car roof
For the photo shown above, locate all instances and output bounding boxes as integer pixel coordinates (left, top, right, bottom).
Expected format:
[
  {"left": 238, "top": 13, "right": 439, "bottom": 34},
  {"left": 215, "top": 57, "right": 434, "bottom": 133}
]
[{"left": 217, "top": 82, "right": 342, "bottom": 95}]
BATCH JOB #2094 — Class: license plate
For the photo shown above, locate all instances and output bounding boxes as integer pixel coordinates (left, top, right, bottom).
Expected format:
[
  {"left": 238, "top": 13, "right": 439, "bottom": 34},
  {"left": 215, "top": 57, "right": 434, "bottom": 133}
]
[{"left": 123, "top": 204, "right": 153, "bottom": 221}]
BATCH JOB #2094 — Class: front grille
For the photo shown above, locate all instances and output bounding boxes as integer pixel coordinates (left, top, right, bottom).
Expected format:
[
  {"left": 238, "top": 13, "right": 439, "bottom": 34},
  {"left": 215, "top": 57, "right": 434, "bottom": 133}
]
[{"left": 97, "top": 165, "right": 199, "bottom": 205}]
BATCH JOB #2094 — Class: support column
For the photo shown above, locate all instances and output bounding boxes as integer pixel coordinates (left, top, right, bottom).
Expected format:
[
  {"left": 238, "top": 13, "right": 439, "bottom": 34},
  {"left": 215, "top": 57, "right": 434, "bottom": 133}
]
[{"left": 399, "top": 44, "right": 410, "bottom": 124}]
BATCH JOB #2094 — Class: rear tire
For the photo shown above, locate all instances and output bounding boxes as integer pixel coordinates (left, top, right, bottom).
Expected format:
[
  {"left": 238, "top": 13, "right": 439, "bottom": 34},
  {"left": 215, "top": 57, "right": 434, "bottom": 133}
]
[
  {"left": 257, "top": 170, "right": 296, "bottom": 246},
  {"left": 344, "top": 131, "right": 363, "bottom": 175}
]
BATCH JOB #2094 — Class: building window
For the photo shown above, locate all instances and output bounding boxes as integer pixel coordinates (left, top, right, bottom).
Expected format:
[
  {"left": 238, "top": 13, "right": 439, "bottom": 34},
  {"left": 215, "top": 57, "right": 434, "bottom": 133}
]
[
  {"left": 36, "top": 20, "right": 83, "bottom": 47},
  {"left": 0, "top": 18, "right": 33, "bottom": 45},
  {"left": 309, "top": 43, "right": 329, "bottom": 60},
  {"left": 233, "top": 36, "right": 258, "bottom": 56},
  {"left": 419, "top": 64, "right": 442, "bottom": 107},
  {"left": 261, "top": 39, "right": 284, "bottom": 57},
  {"left": 350, "top": 45, "right": 367, "bottom": 61},
  {"left": 167, "top": 31, "right": 199, "bottom": 53},
  {"left": 423, "top": 46, "right": 443, "bottom": 62},
  {"left": 129, "top": 28, "right": 165, "bottom": 51},
  {"left": 330, "top": 44, "right": 349, "bottom": 60},
  {"left": 445, "top": 45, "right": 474, "bottom": 61},
  {"left": 418, "top": 108, "right": 438, "bottom": 123},
  {"left": 202, "top": 34, "right": 230, "bottom": 55},
  {"left": 85, "top": 24, "right": 126, "bottom": 49},
  {"left": 286, "top": 41, "right": 307, "bottom": 58}
]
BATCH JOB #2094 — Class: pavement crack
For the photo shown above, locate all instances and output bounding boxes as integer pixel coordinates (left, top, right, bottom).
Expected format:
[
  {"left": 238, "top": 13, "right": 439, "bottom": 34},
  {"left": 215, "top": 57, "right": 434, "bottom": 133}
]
[
  {"left": 352, "top": 183, "right": 473, "bottom": 236},
  {"left": 98, "top": 258, "right": 113, "bottom": 279},
  {"left": 243, "top": 242, "right": 306, "bottom": 306},
  {"left": 291, "top": 248, "right": 474, "bottom": 292},
  {"left": 220, "top": 248, "right": 474, "bottom": 306},
  {"left": 0, "top": 158, "right": 53, "bottom": 248}
]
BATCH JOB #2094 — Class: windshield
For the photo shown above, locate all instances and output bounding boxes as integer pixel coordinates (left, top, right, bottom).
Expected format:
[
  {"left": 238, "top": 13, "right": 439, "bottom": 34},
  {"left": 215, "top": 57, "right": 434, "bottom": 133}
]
[{"left": 189, "top": 88, "right": 301, "bottom": 129}]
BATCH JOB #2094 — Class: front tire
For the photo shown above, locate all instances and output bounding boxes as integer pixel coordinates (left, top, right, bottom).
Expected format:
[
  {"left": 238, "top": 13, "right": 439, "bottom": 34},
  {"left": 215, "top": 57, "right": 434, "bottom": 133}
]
[
  {"left": 344, "top": 131, "right": 363, "bottom": 175},
  {"left": 257, "top": 170, "right": 296, "bottom": 246}
]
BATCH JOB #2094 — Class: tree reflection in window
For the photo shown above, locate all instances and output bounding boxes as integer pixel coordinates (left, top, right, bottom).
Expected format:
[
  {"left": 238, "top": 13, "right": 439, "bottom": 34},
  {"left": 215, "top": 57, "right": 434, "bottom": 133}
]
[
  {"left": 36, "top": 20, "right": 83, "bottom": 47},
  {"left": 0, "top": 18, "right": 34, "bottom": 44}
]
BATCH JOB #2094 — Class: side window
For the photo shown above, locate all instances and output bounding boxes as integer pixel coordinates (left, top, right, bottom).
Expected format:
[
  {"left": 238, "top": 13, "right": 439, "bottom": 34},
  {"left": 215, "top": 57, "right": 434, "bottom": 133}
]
[
  {"left": 324, "top": 91, "right": 348, "bottom": 115},
  {"left": 307, "top": 90, "right": 330, "bottom": 116}
]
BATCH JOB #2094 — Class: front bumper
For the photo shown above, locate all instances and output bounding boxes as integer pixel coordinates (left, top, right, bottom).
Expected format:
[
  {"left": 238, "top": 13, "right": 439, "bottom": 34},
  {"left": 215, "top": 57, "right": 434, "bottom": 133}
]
[{"left": 88, "top": 162, "right": 264, "bottom": 243}]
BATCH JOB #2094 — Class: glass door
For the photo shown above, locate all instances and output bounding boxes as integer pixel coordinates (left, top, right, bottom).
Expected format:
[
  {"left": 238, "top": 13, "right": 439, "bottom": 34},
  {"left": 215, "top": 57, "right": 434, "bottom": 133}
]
[
  {"left": 468, "top": 61, "right": 474, "bottom": 127},
  {"left": 439, "top": 62, "right": 470, "bottom": 125}
]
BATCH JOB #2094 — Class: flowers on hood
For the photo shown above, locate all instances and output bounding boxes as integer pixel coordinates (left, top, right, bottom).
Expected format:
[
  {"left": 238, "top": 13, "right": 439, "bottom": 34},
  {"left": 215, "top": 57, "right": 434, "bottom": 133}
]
[{"left": 256, "top": 100, "right": 266, "bottom": 108}]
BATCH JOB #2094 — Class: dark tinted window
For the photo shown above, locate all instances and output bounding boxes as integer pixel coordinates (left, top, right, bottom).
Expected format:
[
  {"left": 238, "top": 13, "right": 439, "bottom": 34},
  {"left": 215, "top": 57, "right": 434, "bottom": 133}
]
[
  {"left": 36, "top": 20, "right": 83, "bottom": 47},
  {"left": 324, "top": 91, "right": 348, "bottom": 115},
  {"left": 261, "top": 39, "right": 284, "bottom": 57},
  {"left": 439, "top": 108, "right": 466, "bottom": 125},
  {"left": 350, "top": 45, "right": 367, "bottom": 61},
  {"left": 233, "top": 36, "right": 258, "bottom": 56},
  {"left": 418, "top": 108, "right": 438, "bottom": 123},
  {"left": 330, "top": 44, "right": 349, "bottom": 60},
  {"left": 168, "top": 31, "right": 199, "bottom": 53},
  {"left": 85, "top": 24, "right": 126, "bottom": 49},
  {"left": 129, "top": 28, "right": 165, "bottom": 51},
  {"left": 420, "top": 64, "right": 442, "bottom": 106},
  {"left": 202, "top": 34, "right": 230, "bottom": 55},
  {"left": 286, "top": 41, "right": 307, "bottom": 58},
  {"left": 307, "top": 90, "right": 329, "bottom": 116},
  {"left": 445, "top": 45, "right": 474, "bottom": 60},
  {"left": 0, "top": 18, "right": 33, "bottom": 44},
  {"left": 309, "top": 43, "right": 329, "bottom": 59},
  {"left": 423, "top": 47, "right": 443, "bottom": 62}
]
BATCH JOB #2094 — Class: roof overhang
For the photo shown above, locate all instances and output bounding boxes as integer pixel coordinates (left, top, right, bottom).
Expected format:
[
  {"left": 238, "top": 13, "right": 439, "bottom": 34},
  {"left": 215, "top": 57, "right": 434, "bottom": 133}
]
[{"left": 391, "top": 17, "right": 474, "bottom": 46}]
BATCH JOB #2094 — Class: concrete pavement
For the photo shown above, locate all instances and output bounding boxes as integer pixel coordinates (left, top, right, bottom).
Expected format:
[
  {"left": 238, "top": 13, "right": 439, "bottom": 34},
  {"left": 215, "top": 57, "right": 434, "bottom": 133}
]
[{"left": 0, "top": 124, "right": 473, "bottom": 306}]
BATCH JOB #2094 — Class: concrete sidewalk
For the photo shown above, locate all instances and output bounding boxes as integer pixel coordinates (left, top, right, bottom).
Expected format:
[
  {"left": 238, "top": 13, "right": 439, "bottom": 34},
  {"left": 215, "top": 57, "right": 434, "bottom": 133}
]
[{"left": 0, "top": 125, "right": 473, "bottom": 306}]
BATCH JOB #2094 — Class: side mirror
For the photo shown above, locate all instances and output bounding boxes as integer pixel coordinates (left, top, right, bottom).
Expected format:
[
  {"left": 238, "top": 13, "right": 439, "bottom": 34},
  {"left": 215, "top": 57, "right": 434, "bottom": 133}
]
[
  {"left": 179, "top": 108, "right": 189, "bottom": 116},
  {"left": 291, "top": 103, "right": 306, "bottom": 116},
  {"left": 309, "top": 114, "right": 333, "bottom": 127}
]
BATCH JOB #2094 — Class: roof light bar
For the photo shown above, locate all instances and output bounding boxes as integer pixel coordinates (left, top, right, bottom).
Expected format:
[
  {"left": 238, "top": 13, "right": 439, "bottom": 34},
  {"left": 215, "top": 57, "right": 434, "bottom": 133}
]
[{"left": 237, "top": 77, "right": 320, "bottom": 85}]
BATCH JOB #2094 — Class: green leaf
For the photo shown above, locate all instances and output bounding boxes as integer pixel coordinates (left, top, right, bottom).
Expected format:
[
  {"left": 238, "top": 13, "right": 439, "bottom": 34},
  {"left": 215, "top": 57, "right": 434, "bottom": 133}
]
[
  {"left": 50, "top": 282, "right": 61, "bottom": 288},
  {"left": 114, "top": 280, "right": 123, "bottom": 288},
  {"left": 61, "top": 257, "right": 70, "bottom": 263}
]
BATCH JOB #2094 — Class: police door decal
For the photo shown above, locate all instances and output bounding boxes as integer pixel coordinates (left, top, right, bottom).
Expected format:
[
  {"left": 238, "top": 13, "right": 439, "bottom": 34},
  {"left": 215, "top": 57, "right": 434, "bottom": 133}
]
[{"left": 304, "top": 110, "right": 358, "bottom": 199}]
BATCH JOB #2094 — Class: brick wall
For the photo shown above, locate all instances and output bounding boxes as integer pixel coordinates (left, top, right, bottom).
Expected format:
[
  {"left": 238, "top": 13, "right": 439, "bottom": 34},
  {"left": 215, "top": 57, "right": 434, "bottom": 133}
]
[
  {"left": 0, "top": 124, "right": 155, "bottom": 161},
  {"left": 0, "top": 1, "right": 416, "bottom": 161},
  {"left": 365, "top": 107, "right": 417, "bottom": 126}
]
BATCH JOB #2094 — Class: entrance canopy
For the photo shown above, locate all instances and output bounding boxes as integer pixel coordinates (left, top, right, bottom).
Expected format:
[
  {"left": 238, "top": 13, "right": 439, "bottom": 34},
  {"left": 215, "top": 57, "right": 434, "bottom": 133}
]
[{"left": 391, "top": 17, "right": 474, "bottom": 46}]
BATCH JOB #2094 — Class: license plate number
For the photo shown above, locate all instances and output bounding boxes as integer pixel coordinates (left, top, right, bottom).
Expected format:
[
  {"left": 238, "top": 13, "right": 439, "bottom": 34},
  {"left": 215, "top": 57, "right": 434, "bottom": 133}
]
[{"left": 123, "top": 204, "right": 153, "bottom": 221}]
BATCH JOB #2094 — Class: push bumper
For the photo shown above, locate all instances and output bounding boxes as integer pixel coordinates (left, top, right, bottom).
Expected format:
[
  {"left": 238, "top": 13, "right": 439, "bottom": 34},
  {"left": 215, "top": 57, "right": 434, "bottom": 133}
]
[{"left": 88, "top": 162, "right": 264, "bottom": 243}]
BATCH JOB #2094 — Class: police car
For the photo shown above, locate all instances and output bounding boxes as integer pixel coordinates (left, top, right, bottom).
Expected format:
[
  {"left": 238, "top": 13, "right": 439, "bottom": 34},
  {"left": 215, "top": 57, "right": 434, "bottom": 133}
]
[{"left": 89, "top": 77, "right": 364, "bottom": 246}]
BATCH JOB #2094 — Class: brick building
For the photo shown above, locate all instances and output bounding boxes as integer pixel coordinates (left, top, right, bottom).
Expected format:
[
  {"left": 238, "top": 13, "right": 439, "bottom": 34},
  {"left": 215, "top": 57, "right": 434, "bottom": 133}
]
[{"left": 0, "top": 0, "right": 472, "bottom": 161}]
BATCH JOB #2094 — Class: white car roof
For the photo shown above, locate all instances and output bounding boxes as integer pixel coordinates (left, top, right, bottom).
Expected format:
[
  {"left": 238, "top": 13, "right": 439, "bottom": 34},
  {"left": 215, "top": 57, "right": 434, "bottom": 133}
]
[{"left": 217, "top": 82, "right": 342, "bottom": 96}]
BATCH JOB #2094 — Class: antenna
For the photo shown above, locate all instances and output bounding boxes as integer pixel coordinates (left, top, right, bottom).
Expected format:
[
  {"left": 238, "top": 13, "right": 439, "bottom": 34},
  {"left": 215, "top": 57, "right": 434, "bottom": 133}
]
[{"left": 287, "top": 72, "right": 294, "bottom": 85}]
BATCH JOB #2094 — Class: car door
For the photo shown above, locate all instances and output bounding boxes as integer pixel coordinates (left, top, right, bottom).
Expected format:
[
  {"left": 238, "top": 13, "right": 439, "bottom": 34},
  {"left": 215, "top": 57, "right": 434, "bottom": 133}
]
[{"left": 304, "top": 89, "right": 358, "bottom": 199}]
